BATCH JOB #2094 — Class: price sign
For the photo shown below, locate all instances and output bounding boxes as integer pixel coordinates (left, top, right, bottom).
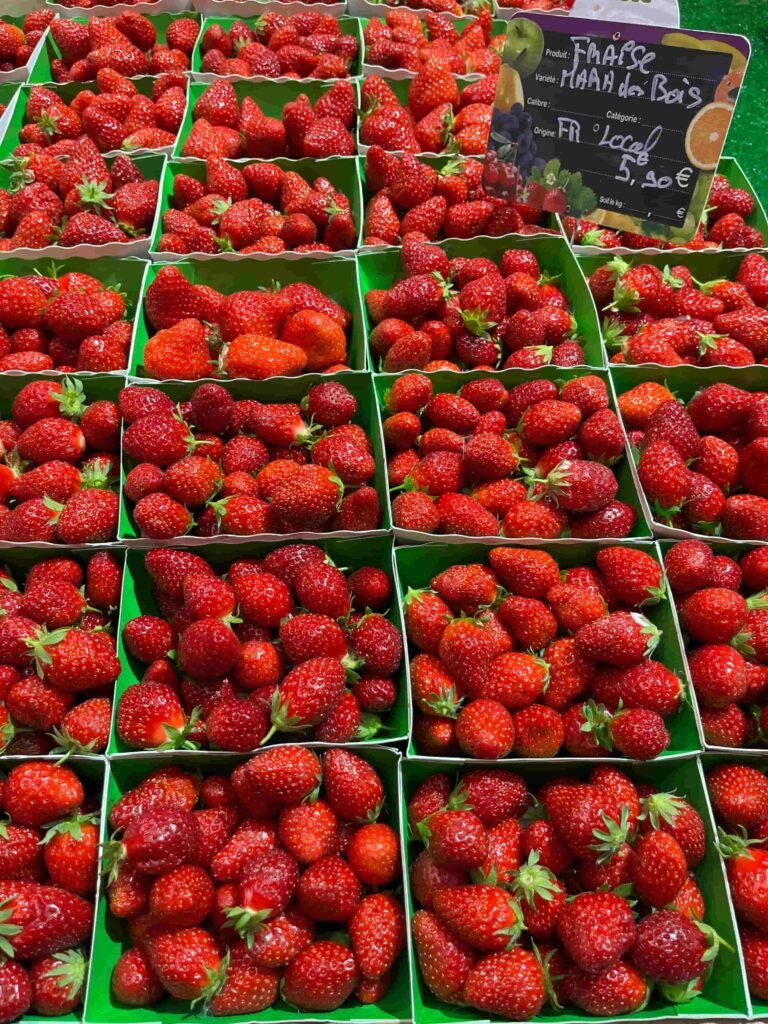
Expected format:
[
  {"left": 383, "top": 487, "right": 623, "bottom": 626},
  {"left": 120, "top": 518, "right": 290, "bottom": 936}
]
[{"left": 484, "top": 14, "right": 749, "bottom": 242}]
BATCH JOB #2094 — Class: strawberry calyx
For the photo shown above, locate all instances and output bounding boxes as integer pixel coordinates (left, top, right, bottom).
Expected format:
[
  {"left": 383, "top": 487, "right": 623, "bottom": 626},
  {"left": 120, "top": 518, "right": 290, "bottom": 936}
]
[
  {"left": 353, "top": 711, "right": 382, "bottom": 741},
  {"left": 606, "top": 282, "right": 640, "bottom": 314},
  {"left": 223, "top": 904, "right": 273, "bottom": 947},
  {"left": 692, "top": 275, "right": 727, "bottom": 294},
  {"left": 460, "top": 306, "right": 498, "bottom": 339},
  {"left": 24, "top": 624, "right": 69, "bottom": 677},
  {"left": 696, "top": 332, "right": 728, "bottom": 356},
  {"left": 54, "top": 376, "right": 87, "bottom": 420},
  {"left": 0, "top": 715, "right": 14, "bottom": 754},
  {"left": 651, "top": 497, "right": 684, "bottom": 525},
  {"left": 341, "top": 651, "right": 364, "bottom": 682},
  {"left": 49, "top": 724, "right": 98, "bottom": 758},
  {"left": 157, "top": 704, "right": 202, "bottom": 751},
  {"left": 639, "top": 790, "right": 684, "bottom": 830},
  {"left": 40, "top": 812, "right": 98, "bottom": 846},
  {"left": 629, "top": 611, "right": 661, "bottom": 657},
  {"left": 261, "top": 690, "right": 309, "bottom": 745},
  {"left": 0, "top": 896, "right": 22, "bottom": 957},
  {"left": 190, "top": 949, "right": 230, "bottom": 1012},
  {"left": 74, "top": 175, "right": 114, "bottom": 212},
  {"left": 80, "top": 457, "right": 115, "bottom": 490},
  {"left": 577, "top": 698, "right": 614, "bottom": 751},
  {"left": 589, "top": 804, "right": 632, "bottom": 863},
  {"left": 747, "top": 588, "right": 768, "bottom": 611},
  {"left": 508, "top": 851, "right": 560, "bottom": 908},
  {"left": 656, "top": 977, "right": 703, "bottom": 1005},
  {"left": 605, "top": 255, "right": 631, "bottom": 278},
  {"left": 41, "top": 948, "right": 87, "bottom": 1001},
  {"left": 531, "top": 941, "right": 563, "bottom": 1011},
  {"left": 730, "top": 628, "right": 755, "bottom": 657},
  {"left": 34, "top": 109, "right": 63, "bottom": 140},
  {"left": 661, "top": 265, "right": 685, "bottom": 289},
  {"left": 694, "top": 917, "right": 733, "bottom": 963},
  {"left": 601, "top": 318, "right": 629, "bottom": 352},
  {"left": 716, "top": 824, "right": 764, "bottom": 860},
  {"left": 580, "top": 229, "right": 608, "bottom": 248}
]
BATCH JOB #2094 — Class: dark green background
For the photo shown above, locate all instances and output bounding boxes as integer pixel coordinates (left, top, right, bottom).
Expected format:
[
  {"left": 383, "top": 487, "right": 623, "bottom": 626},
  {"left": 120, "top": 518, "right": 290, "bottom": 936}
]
[{"left": 681, "top": 0, "right": 768, "bottom": 195}]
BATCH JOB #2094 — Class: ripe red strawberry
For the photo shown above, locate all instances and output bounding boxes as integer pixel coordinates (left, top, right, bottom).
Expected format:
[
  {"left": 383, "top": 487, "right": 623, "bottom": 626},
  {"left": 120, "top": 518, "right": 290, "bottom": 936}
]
[
  {"left": 557, "top": 891, "right": 636, "bottom": 973},
  {"left": 630, "top": 831, "right": 687, "bottom": 907},
  {"left": 281, "top": 940, "right": 360, "bottom": 1011},
  {"left": 0, "top": 881, "right": 93, "bottom": 958},
  {"left": 630, "top": 908, "right": 713, "bottom": 984},
  {"left": 462, "top": 947, "right": 545, "bottom": 1020},
  {"left": 349, "top": 893, "right": 405, "bottom": 980},
  {"left": 412, "top": 909, "right": 476, "bottom": 1004}
]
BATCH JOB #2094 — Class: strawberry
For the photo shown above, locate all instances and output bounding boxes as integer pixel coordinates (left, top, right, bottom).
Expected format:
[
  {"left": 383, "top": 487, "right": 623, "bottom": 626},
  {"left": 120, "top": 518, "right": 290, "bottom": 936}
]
[
  {"left": 0, "top": 881, "right": 93, "bottom": 958},
  {"left": 349, "top": 893, "right": 405, "bottom": 980},
  {"left": 463, "top": 947, "right": 545, "bottom": 1020},
  {"left": 281, "top": 940, "right": 359, "bottom": 1011},
  {"left": 412, "top": 909, "right": 476, "bottom": 1003},
  {"left": 557, "top": 890, "right": 635, "bottom": 972},
  {"left": 147, "top": 927, "right": 224, "bottom": 1001},
  {"left": 631, "top": 909, "right": 715, "bottom": 984}
]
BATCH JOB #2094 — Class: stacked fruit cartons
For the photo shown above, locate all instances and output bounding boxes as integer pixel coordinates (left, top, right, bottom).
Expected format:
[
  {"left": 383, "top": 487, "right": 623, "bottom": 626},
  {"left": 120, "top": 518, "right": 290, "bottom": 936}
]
[{"left": 0, "top": 0, "right": 767, "bottom": 1022}]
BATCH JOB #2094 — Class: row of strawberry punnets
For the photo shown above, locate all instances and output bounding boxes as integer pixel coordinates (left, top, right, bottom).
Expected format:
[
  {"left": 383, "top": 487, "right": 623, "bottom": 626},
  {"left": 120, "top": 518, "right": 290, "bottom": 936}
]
[
  {"left": 8, "top": 748, "right": 768, "bottom": 1024},
  {"left": 4, "top": 363, "right": 768, "bottom": 550},
  {"left": 7, "top": 506, "right": 768, "bottom": 762}
]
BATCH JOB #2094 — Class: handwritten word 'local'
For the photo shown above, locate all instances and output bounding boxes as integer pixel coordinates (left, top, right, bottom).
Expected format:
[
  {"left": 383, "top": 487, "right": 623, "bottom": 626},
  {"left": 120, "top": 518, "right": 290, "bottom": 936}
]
[{"left": 557, "top": 37, "right": 704, "bottom": 109}]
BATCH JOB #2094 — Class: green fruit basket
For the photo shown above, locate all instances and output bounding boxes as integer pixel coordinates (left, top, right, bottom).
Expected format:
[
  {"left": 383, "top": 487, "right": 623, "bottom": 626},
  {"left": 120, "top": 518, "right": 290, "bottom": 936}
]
[
  {"left": 0, "top": 154, "right": 165, "bottom": 259},
  {"left": 0, "top": 372, "right": 123, "bottom": 549},
  {"left": 394, "top": 538, "right": 702, "bottom": 760},
  {"left": 0, "top": 755, "right": 107, "bottom": 1024},
  {"left": 400, "top": 753, "right": 750, "bottom": 1024},
  {"left": 190, "top": 15, "right": 363, "bottom": 80},
  {"left": 701, "top": 750, "right": 768, "bottom": 1020},
  {"left": 149, "top": 156, "right": 363, "bottom": 261},
  {"left": 360, "top": 17, "right": 506, "bottom": 78},
  {"left": 0, "top": 545, "right": 125, "bottom": 757},
  {"left": 109, "top": 535, "right": 410, "bottom": 755},
  {"left": 609, "top": 364, "right": 768, "bottom": 543},
  {"left": 28, "top": 13, "right": 202, "bottom": 84},
  {"left": 355, "top": 76, "right": 469, "bottom": 157},
  {"left": 373, "top": 367, "right": 651, "bottom": 544},
  {"left": 85, "top": 746, "right": 414, "bottom": 1024},
  {"left": 578, "top": 248, "right": 766, "bottom": 368},
  {"left": 359, "top": 234, "right": 605, "bottom": 370},
  {"left": 173, "top": 79, "right": 350, "bottom": 162},
  {"left": 118, "top": 371, "right": 390, "bottom": 543},
  {"left": 569, "top": 157, "right": 768, "bottom": 257},
  {"left": 129, "top": 255, "right": 367, "bottom": 378},
  {"left": 0, "top": 16, "right": 48, "bottom": 83},
  {"left": 356, "top": 153, "right": 563, "bottom": 250},
  {"left": 0, "top": 257, "right": 147, "bottom": 375},
  {"left": 0, "top": 78, "right": 186, "bottom": 158},
  {"left": 658, "top": 539, "right": 768, "bottom": 756}
]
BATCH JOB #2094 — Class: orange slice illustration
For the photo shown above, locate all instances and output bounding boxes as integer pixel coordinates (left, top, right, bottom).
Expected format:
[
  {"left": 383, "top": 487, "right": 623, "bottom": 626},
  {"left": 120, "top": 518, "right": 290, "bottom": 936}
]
[{"left": 684, "top": 102, "right": 732, "bottom": 171}]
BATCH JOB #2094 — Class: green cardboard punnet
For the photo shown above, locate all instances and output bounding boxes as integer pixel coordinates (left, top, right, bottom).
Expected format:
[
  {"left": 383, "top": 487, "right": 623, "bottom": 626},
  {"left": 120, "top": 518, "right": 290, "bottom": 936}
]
[
  {"left": 85, "top": 747, "right": 412, "bottom": 1024},
  {"left": 190, "top": 16, "right": 363, "bottom": 79},
  {"left": 358, "top": 234, "right": 605, "bottom": 370},
  {"left": 400, "top": 754, "right": 749, "bottom": 1024},
  {"left": 119, "top": 372, "right": 390, "bottom": 541},
  {"left": 28, "top": 13, "right": 202, "bottom": 85},
  {"left": 130, "top": 254, "right": 367, "bottom": 378},
  {"left": 373, "top": 366, "right": 651, "bottom": 542},
  {"left": 149, "top": 157, "right": 363, "bottom": 261},
  {"left": 108, "top": 536, "right": 409, "bottom": 755},
  {"left": 394, "top": 538, "right": 702, "bottom": 760}
]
